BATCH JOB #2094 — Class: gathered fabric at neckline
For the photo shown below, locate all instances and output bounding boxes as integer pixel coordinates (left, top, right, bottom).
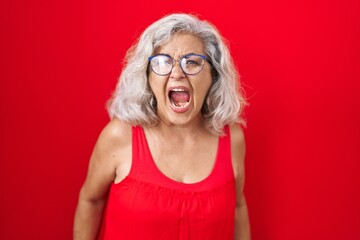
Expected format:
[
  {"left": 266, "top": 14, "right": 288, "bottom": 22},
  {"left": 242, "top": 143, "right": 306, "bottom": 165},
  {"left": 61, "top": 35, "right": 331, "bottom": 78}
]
[
  {"left": 98, "top": 125, "right": 236, "bottom": 240},
  {"left": 127, "top": 125, "right": 235, "bottom": 192}
]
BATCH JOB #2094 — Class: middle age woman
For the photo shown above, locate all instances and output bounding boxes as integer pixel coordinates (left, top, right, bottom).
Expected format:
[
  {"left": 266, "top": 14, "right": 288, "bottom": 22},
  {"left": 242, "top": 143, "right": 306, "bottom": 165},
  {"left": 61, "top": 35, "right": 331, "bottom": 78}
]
[{"left": 74, "top": 13, "right": 250, "bottom": 240}]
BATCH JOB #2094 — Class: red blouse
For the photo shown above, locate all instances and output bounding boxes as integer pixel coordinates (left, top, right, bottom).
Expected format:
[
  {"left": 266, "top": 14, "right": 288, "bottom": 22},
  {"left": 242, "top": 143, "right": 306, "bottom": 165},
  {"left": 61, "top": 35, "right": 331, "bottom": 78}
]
[{"left": 99, "top": 125, "right": 236, "bottom": 240}]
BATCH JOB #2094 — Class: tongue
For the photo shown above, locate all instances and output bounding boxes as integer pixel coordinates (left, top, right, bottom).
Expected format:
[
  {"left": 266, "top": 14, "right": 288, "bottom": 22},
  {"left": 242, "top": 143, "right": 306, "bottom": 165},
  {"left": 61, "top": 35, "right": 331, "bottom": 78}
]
[{"left": 170, "top": 91, "right": 190, "bottom": 103}]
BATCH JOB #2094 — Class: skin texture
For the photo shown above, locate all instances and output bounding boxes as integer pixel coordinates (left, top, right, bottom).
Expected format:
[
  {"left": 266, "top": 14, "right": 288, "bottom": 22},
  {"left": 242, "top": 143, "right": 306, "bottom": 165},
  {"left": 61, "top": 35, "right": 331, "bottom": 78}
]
[
  {"left": 148, "top": 33, "right": 213, "bottom": 128},
  {"left": 73, "top": 33, "right": 250, "bottom": 240},
  {"left": 230, "top": 125, "right": 251, "bottom": 240}
]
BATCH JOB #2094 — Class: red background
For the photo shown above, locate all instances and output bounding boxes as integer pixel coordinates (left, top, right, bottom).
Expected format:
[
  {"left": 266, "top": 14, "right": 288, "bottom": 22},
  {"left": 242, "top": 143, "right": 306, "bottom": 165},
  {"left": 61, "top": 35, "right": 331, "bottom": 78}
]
[{"left": 1, "top": 0, "right": 359, "bottom": 239}]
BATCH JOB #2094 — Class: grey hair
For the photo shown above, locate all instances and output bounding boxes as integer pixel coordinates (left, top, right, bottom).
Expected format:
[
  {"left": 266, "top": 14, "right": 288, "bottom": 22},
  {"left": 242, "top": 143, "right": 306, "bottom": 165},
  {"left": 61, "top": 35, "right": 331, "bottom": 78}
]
[{"left": 107, "top": 13, "right": 247, "bottom": 135}]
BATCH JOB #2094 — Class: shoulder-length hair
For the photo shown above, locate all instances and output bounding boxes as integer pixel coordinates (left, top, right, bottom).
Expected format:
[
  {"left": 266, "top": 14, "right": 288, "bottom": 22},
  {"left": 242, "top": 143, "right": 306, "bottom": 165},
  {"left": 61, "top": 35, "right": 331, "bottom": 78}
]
[{"left": 107, "top": 13, "right": 246, "bottom": 135}]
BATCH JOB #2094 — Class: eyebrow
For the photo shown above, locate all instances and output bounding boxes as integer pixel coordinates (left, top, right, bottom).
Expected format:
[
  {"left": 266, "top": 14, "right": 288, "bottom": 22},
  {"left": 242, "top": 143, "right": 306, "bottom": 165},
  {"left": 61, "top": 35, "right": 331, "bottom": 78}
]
[{"left": 157, "top": 52, "right": 203, "bottom": 58}]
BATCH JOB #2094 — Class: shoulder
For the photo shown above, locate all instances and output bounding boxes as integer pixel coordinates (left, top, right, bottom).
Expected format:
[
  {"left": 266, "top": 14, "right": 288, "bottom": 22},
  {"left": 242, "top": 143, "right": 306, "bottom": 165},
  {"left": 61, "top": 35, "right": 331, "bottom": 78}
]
[
  {"left": 97, "top": 118, "right": 132, "bottom": 149},
  {"left": 79, "top": 118, "right": 133, "bottom": 200},
  {"left": 229, "top": 124, "right": 245, "bottom": 148},
  {"left": 229, "top": 124, "right": 246, "bottom": 179},
  {"left": 100, "top": 117, "right": 132, "bottom": 141},
  {"left": 93, "top": 118, "right": 132, "bottom": 163}
]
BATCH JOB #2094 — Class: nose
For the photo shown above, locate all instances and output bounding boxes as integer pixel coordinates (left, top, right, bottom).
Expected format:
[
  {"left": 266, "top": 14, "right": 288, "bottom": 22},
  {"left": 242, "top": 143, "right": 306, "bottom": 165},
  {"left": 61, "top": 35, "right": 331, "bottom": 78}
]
[{"left": 169, "top": 60, "right": 185, "bottom": 79}]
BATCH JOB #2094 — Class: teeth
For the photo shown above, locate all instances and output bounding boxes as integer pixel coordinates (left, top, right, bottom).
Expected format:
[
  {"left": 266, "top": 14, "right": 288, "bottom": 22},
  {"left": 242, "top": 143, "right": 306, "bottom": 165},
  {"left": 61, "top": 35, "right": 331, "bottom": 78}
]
[
  {"left": 171, "top": 88, "right": 186, "bottom": 92},
  {"left": 169, "top": 88, "right": 190, "bottom": 110},
  {"left": 170, "top": 98, "right": 190, "bottom": 109}
]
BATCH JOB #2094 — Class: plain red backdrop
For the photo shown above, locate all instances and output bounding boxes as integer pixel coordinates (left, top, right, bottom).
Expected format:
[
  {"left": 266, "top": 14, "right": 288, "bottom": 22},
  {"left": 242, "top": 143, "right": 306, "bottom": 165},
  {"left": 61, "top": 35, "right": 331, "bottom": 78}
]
[{"left": 1, "top": 0, "right": 359, "bottom": 239}]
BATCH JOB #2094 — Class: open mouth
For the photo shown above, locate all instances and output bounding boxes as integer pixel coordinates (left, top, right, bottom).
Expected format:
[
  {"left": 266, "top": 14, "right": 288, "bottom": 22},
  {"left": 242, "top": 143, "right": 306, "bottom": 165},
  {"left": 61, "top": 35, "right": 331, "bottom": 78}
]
[{"left": 168, "top": 87, "right": 191, "bottom": 112}]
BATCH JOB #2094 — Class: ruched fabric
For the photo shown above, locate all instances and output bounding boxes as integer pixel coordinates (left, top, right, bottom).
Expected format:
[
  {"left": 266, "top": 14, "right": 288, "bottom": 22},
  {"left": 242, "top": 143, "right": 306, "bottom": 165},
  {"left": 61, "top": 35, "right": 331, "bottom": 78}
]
[{"left": 99, "top": 126, "right": 236, "bottom": 240}]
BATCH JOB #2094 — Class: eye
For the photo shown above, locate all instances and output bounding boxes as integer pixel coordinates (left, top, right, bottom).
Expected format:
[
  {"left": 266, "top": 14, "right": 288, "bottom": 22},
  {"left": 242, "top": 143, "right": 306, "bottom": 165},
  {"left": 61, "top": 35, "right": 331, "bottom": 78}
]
[
  {"left": 152, "top": 56, "right": 172, "bottom": 66},
  {"left": 163, "top": 57, "right": 172, "bottom": 65},
  {"left": 159, "top": 56, "right": 170, "bottom": 63},
  {"left": 185, "top": 59, "right": 200, "bottom": 65}
]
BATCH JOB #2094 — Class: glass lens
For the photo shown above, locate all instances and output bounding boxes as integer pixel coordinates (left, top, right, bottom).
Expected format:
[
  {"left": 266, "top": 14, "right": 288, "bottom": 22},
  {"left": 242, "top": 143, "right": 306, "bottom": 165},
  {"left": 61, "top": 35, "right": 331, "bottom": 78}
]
[
  {"left": 181, "top": 55, "right": 205, "bottom": 75},
  {"left": 150, "top": 55, "right": 173, "bottom": 75},
  {"left": 149, "top": 54, "right": 205, "bottom": 75}
]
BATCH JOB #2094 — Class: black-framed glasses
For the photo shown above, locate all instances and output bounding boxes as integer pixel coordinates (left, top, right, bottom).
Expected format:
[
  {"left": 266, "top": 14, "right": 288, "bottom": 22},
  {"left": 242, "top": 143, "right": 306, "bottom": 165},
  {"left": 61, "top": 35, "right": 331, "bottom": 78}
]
[{"left": 148, "top": 53, "right": 208, "bottom": 76}]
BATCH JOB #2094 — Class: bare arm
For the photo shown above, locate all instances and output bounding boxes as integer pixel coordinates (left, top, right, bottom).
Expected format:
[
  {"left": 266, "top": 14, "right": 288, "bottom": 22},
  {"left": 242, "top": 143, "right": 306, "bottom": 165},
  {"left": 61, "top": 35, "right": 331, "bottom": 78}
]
[
  {"left": 73, "top": 119, "right": 131, "bottom": 240},
  {"left": 231, "top": 125, "right": 251, "bottom": 240}
]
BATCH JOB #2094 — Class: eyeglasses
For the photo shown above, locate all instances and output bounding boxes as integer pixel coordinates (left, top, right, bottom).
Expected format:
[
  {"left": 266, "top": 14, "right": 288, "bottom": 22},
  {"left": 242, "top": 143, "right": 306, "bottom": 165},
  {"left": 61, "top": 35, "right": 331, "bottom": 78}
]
[{"left": 148, "top": 53, "right": 208, "bottom": 76}]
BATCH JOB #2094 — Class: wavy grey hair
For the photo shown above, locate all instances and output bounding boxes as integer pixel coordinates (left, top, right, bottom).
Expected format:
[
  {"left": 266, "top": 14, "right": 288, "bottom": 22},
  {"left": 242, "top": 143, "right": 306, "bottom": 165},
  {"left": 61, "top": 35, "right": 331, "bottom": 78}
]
[{"left": 107, "top": 13, "right": 246, "bottom": 135}]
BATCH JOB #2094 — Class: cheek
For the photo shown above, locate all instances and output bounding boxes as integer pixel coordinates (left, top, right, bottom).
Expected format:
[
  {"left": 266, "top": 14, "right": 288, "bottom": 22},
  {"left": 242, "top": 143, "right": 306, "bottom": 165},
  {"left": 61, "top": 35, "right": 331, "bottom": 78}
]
[
  {"left": 198, "top": 74, "right": 213, "bottom": 98},
  {"left": 148, "top": 74, "right": 155, "bottom": 91},
  {"left": 148, "top": 80, "right": 155, "bottom": 94},
  {"left": 194, "top": 82, "right": 212, "bottom": 105},
  {"left": 148, "top": 75, "right": 159, "bottom": 93},
  {"left": 148, "top": 76, "right": 166, "bottom": 100}
]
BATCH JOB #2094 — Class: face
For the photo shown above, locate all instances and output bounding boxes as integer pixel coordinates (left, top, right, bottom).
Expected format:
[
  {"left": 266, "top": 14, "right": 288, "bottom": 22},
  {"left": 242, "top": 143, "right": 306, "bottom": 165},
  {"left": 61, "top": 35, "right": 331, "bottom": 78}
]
[{"left": 148, "top": 33, "right": 213, "bottom": 127}]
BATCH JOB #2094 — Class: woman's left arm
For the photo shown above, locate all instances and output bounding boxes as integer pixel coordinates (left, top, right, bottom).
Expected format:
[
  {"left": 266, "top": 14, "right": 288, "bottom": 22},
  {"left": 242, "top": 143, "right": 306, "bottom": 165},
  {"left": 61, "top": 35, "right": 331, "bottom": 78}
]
[{"left": 230, "top": 125, "right": 251, "bottom": 240}]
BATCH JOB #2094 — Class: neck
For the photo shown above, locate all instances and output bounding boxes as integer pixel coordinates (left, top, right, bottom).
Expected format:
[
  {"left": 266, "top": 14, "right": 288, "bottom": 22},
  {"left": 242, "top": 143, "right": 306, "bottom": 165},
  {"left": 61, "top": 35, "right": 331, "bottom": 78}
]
[{"left": 147, "top": 118, "right": 210, "bottom": 142}]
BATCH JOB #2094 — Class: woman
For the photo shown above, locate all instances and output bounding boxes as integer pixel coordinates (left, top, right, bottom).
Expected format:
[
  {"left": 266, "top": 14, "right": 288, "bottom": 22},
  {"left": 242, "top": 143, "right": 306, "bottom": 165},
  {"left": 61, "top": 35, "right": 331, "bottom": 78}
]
[{"left": 74, "top": 13, "right": 250, "bottom": 240}]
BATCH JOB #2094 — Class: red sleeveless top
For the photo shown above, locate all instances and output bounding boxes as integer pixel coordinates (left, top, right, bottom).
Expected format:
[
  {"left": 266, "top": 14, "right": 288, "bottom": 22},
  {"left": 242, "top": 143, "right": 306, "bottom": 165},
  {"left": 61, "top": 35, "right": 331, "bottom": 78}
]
[{"left": 99, "top": 125, "right": 236, "bottom": 240}]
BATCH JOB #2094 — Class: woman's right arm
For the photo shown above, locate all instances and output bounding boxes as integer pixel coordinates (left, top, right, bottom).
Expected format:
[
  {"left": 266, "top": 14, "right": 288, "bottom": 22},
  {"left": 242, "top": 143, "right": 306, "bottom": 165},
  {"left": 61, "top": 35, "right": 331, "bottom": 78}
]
[{"left": 73, "top": 119, "right": 131, "bottom": 240}]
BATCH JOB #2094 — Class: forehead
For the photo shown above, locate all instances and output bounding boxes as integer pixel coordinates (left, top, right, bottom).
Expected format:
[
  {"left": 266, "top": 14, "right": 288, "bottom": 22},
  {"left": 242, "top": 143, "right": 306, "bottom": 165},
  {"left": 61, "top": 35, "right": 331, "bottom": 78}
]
[{"left": 155, "top": 33, "right": 205, "bottom": 55}]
